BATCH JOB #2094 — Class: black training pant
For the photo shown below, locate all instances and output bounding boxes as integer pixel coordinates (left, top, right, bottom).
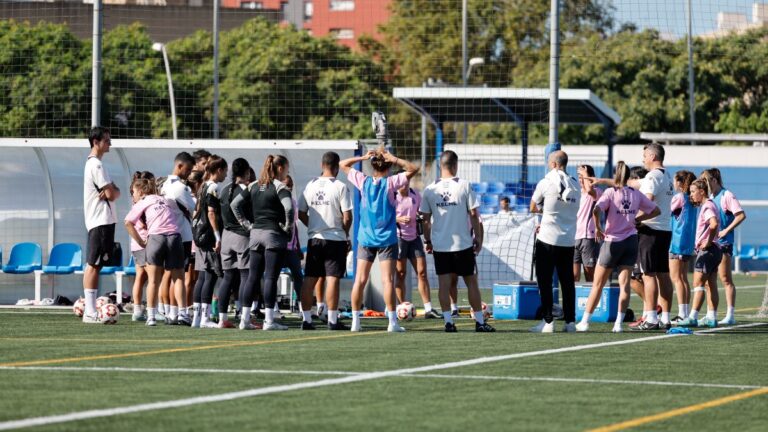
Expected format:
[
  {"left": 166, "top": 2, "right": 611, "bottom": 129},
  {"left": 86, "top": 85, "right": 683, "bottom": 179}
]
[{"left": 535, "top": 240, "right": 576, "bottom": 323}]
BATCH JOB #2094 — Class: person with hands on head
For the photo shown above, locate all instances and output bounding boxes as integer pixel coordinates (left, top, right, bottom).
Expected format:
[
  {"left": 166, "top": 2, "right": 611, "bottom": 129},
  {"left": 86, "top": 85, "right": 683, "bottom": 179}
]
[{"left": 340, "top": 148, "right": 419, "bottom": 332}]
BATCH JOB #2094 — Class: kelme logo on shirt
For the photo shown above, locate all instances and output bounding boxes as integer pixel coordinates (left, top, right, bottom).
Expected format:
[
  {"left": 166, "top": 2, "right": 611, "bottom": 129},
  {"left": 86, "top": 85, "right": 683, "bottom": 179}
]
[
  {"left": 436, "top": 190, "right": 457, "bottom": 207},
  {"left": 311, "top": 190, "right": 330, "bottom": 206},
  {"left": 618, "top": 191, "right": 636, "bottom": 215}
]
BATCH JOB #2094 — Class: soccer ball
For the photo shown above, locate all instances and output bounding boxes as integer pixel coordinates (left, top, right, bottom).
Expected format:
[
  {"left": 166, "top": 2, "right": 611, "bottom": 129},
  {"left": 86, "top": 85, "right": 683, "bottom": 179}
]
[
  {"left": 99, "top": 303, "right": 120, "bottom": 324},
  {"left": 96, "top": 296, "right": 111, "bottom": 309},
  {"left": 470, "top": 302, "right": 492, "bottom": 321},
  {"left": 73, "top": 298, "right": 85, "bottom": 317},
  {"left": 396, "top": 302, "right": 415, "bottom": 321}
]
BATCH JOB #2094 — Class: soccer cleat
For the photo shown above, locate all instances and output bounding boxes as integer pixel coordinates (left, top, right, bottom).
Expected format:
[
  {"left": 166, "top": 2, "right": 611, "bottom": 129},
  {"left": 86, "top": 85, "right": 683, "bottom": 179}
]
[
  {"left": 612, "top": 325, "right": 623, "bottom": 333},
  {"left": 301, "top": 321, "right": 316, "bottom": 330},
  {"left": 82, "top": 312, "right": 101, "bottom": 324},
  {"left": 218, "top": 320, "right": 236, "bottom": 329},
  {"left": 718, "top": 316, "right": 736, "bottom": 326},
  {"left": 328, "top": 321, "right": 349, "bottom": 331},
  {"left": 529, "top": 319, "right": 554, "bottom": 333},
  {"left": 444, "top": 322, "right": 457, "bottom": 333},
  {"left": 131, "top": 313, "right": 147, "bottom": 322},
  {"left": 239, "top": 320, "right": 261, "bottom": 330},
  {"left": 562, "top": 322, "right": 577, "bottom": 333},
  {"left": 387, "top": 323, "right": 406, "bottom": 333},
  {"left": 177, "top": 314, "right": 192, "bottom": 326},
  {"left": 146, "top": 317, "right": 157, "bottom": 327},
  {"left": 659, "top": 321, "right": 672, "bottom": 330},
  {"left": 451, "top": 310, "right": 460, "bottom": 318},
  {"left": 631, "top": 320, "right": 660, "bottom": 331},
  {"left": 670, "top": 316, "right": 684, "bottom": 325},
  {"left": 677, "top": 317, "right": 699, "bottom": 327},
  {"left": 475, "top": 322, "right": 496, "bottom": 332},
  {"left": 263, "top": 321, "right": 289, "bottom": 331},
  {"left": 575, "top": 321, "right": 590, "bottom": 332},
  {"left": 201, "top": 321, "right": 218, "bottom": 329},
  {"left": 628, "top": 317, "right": 645, "bottom": 328},
  {"left": 164, "top": 315, "right": 178, "bottom": 325},
  {"left": 424, "top": 309, "right": 441, "bottom": 319},
  {"left": 699, "top": 317, "right": 718, "bottom": 328}
]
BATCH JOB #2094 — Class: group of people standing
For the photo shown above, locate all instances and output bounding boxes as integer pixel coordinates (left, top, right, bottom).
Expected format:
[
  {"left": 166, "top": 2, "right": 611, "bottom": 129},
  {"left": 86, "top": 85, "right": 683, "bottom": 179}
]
[
  {"left": 81, "top": 126, "right": 495, "bottom": 332},
  {"left": 531, "top": 143, "right": 746, "bottom": 333}
]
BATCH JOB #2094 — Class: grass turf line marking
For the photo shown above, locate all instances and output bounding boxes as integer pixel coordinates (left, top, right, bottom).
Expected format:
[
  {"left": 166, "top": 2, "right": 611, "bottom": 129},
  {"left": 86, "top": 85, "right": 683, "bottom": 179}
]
[
  {"left": 0, "top": 331, "right": 378, "bottom": 368},
  {"left": 587, "top": 387, "right": 768, "bottom": 432},
  {"left": 1, "top": 366, "right": 761, "bottom": 391},
  {"left": 0, "top": 323, "right": 761, "bottom": 430}
]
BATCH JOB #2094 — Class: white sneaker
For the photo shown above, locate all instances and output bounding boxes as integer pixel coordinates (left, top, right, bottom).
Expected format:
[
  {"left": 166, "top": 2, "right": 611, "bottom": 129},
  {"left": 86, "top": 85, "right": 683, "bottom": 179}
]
[
  {"left": 612, "top": 325, "right": 623, "bottom": 333},
  {"left": 562, "top": 322, "right": 576, "bottom": 333},
  {"left": 82, "top": 312, "right": 101, "bottom": 324},
  {"left": 146, "top": 318, "right": 157, "bottom": 327},
  {"left": 529, "top": 319, "right": 554, "bottom": 333},
  {"left": 201, "top": 321, "right": 218, "bottom": 329},
  {"left": 350, "top": 321, "right": 362, "bottom": 332},
  {"left": 262, "top": 321, "right": 289, "bottom": 331},
  {"left": 718, "top": 316, "right": 736, "bottom": 325},
  {"left": 131, "top": 314, "right": 147, "bottom": 322},
  {"left": 191, "top": 314, "right": 201, "bottom": 328},
  {"left": 155, "top": 312, "right": 166, "bottom": 322},
  {"left": 575, "top": 321, "right": 590, "bottom": 332},
  {"left": 239, "top": 320, "right": 259, "bottom": 330},
  {"left": 387, "top": 324, "right": 406, "bottom": 333}
]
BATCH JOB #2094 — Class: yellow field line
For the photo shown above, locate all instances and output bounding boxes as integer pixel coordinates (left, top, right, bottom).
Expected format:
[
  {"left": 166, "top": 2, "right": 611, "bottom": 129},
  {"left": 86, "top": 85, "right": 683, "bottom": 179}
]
[
  {"left": 587, "top": 387, "right": 768, "bottom": 432},
  {"left": 0, "top": 337, "right": 218, "bottom": 344},
  {"left": 735, "top": 307, "right": 760, "bottom": 312},
  {"left": 0, "top": 332, "right": 377, "bottom": 368}
]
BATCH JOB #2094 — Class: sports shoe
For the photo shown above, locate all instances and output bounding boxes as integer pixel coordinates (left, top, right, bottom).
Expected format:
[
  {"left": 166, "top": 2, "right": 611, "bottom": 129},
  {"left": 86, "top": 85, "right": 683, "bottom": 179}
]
[
  {"left": 301, "top": 321, "right": 316, "bottom": 330},
  {"left": 201, "top": 321, "right": 218, "bottom": 329},
  {"left": 387, "top": 324, "right": 406, "bottom": 333},
  {"left": 563, "top": 322, "right": 576, "bottom": 333},
  {"left": 631, "top": 320, "right": 660, "bottom": 331},
  {"left": 131, "top": 314, "right": 147, "bottom": 322},
  {"left": 263, "top": 321, "right": 289, "bottom": 331},
  {"left": 146, "top": 317, "right": 157, "bottom": 327},
  {"left": 424, "top": 309, "right": 441, "bottom": 319},
  {"left": 475, "top": 322, "right": 496, "bottom": 332},
  {"left": 529, "top": 319, "right": 554, "bottom": 333},
  {"left": 328, "top": 321, "right": 349, "bottom": 331},
  {"left": 699, "top": 317, "right": 718, "bottom": 328},
  {"left": 191, "top": 314, "right": 201, "bottom": 328},
  {"left": 218, "top": 320, "right": 236, "bottom": 329},
  {"left": 611, "top": 325, "right": 623, "bottom": 333},
  {"left": 351, "top": 321, "right": 362, "bottom": 332},
  {"left": 164, "top": 315, "right": 178, "bottom": 325},
  {"left": 82, "top": 312, "right": 101, "bottom": 324},
  {"left": 239, "top": 320, "right": 261, "bottom": 330},
  {"left": 445, "top": 322, "right": 457, "bottom": 333},
  {"left": 677, "top": 317, "right": 698, "bottom": 327},
  {"left": 718, "top": 316, "right": 736, "bottom": 326},
  {"left": 451, "top": 310, "right": 459, "bottom": 318},
  {"left": 628, "top": 317, "right": 645, "bottom": 328},
  {"left": 659, "top": 321, "right": 672, "bottom": 331},
  {"left": 670, "top": 315, "right": 684, "bottom": 325},
  {"left": 177, "top": 314, "right": 192, "bottom": 326},
  {"left": 575, "top": 322, "right": 589, "bottom": 332}
]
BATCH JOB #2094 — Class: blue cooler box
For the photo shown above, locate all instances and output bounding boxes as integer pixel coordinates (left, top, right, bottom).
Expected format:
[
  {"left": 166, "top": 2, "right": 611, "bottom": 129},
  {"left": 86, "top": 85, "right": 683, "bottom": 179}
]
[
  {"left": 575, "top": 283, "right": 620, "bottom": 322},
  {"left": 493, "top": 281, "right": 559, "bottom": 320}
]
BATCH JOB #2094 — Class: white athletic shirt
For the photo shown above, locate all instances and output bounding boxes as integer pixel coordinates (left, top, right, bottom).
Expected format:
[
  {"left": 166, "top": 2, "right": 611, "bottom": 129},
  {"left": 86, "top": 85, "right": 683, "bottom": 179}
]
[
  {"left": 531, "top": 169, "right": 580, "bottom": 247},
  {"left": 419, "top": 177, "right": 479, "bottom": 252},
  {"left": 298, "top": 176, "right": 353, "bottom": 241},
  {"left": 161, "top": 175, "right": 195, "bottom": 242},
  {"left": 83, "top": 156, "right": 116, "bottom": 231},
  {"left": 639, "top": 168, "right": 673, "bottom": 232}
]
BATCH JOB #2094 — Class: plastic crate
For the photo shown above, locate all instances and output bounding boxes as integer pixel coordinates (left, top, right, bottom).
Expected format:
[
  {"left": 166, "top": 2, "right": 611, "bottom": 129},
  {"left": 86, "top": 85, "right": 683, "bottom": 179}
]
[
  {"left": 575, "top": 283, "right": 620, "bottom": 322},
  {"left": 492, "top": 281, "right": 559, "bottom": 320}
]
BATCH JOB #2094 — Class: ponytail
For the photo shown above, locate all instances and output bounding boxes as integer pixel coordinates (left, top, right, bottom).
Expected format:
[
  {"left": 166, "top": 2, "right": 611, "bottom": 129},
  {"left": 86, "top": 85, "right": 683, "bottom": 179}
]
[
  {"left": 613, "top": 161, "right": 630, "bottom": 187},
  {"left": 258, "top": 154, "right": 289, "bottom": 186}
]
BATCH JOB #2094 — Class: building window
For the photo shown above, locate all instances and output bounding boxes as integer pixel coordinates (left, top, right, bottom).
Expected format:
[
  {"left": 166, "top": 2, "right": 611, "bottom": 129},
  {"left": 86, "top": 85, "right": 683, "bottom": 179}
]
[
  {"left": 304, "top": 1, "right": 313, "bottom": 20},
  {"left": 241, "top": 1, "right": 264, "bottom": 9},
  {"left": 329, "top": 0, "right": 354, "bottom": 12},
  {"left": 329, "top": 28, "right": 354, "bottom": 40}
]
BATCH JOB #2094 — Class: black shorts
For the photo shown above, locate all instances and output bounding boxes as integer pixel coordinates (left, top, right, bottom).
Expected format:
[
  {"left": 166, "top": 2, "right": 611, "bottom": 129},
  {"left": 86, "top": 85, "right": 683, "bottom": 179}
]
[
  {"left": 183, "top": 241, "right": 193, "bottom": 266},
  {"left": 694, "top": 247, "right": 723, "bottom": 274},
  {"left": 305, "top": 238, "right": 347, "bottom": 278},
  {"left": 398, "top": 237, "right": 426, "bottom": 261},
  {"left": 637, "top": 226, "right": 672, "bottom": 274},
  {"left": 147, "top": 234, "right": 185, "bottom": 270},
  {"left": 573, "top": 238, "right": 599, "bottom": 267},
  {"left": 433, "top": 247, "right": 476, "bottom": 277},
  {"left": 719, "top": 244, "right": 734, "bottom": 256},
  {"left": 86, "top": 224, "right": 115, "bottom": 266}
]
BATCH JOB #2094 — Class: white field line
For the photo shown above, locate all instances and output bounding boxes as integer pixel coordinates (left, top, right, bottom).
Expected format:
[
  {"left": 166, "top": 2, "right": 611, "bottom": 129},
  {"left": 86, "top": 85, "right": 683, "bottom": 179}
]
[
  {"left": 0, "top": 323, "right": 763, "bottom": 431},
  {"left": 0, "top": 366, "right": 761, "bottom": 391}
]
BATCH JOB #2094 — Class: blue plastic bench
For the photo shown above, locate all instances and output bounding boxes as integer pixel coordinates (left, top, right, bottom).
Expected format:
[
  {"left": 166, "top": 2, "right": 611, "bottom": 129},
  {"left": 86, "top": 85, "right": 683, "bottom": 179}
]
[
  {"left": 34, "top": 243, "right": 83, "bottom": 303},
  {"left": 2, "top": 243, "right": 42, "bottom": 274}
]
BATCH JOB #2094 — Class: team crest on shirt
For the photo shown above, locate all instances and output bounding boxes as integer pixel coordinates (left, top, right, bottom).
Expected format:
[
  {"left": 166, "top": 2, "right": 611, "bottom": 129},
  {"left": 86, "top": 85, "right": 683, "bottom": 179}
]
[
  {"left": 618, "top": 194, "right": 636, "bottom": 215},
  {"left": 436, "top": 190, "right": 457, "bottom": 207},
  {"left": 311, "top": 190, "right": 330, "bottom": 206}
]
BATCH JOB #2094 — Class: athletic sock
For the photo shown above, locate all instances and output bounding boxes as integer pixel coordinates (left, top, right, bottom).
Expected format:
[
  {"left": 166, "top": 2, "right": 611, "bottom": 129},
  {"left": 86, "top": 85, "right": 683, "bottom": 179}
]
[
  {"left": 660, "top": 312, "right": 670, "bottom": 324},
  {"left": 235, "top": 300, "right": 241, "bottom": 310},
  {"left": 200, "top": 304, "right": 210, "bottom": 324},
  {"left": 615, "top": 312, "right": 625, "bottom": 328},
  {"left": 679, "top": 304, "right": 688, "bottom": 318},
  {"left": 725, "top": 306, "right": 735, "bottom": 320},
  {"left": 646, "top": 310, "right": 659, "bottom": 324},
  {"left": 251, "top": 301, "right": 258, "bottom": 311},
  {"left": 580, "top": 312, "right": 592, "bottom": 324},
  {"left": 169, "top": 305, "right": 179, "bottom": 319},
  {"left": 192, "top": 302, "right": 201, "bottom": 320},
  {"left": 423, "top": 302, "right": 433, "bottom": 313},
  {"left": 386, "top": 310, "right": 397, "bottom": 326},
  {"left": 473, "top": 311, "right": 485, "bottom": 325},
  {"left": 241, "top": 307, "right": 252, "bottom": 324},
  {"left": 450, "top": 303, "right": 458, "bottom": 313},
  {"left": 706, "top": 309, "right": 717, "bottom": 321},
  {"left": 219, "top": 312, "right": 228, "bottom": 323},
  {"left": 302, "top": 311, "right": 312, "bottom": 323},
  {"left": 690, "top": 309, "right": 699, "bottom": 320},
  {"left": 318, "top": 302, "right": 327, "bottom": 315},
  {"left": 328, "top": 310, "right": 339, "bottom": 325},
  {"left": 84, "top": 289, "right": 97, "bottom": 316},
  {"left": 158, "top": 303, "right": 166, "bottom": 315},
  {"left": 642, "top": 310, "right": 650, "bottom": 320},
  {"left": 265, "top": 308, "right": 276, "bottom": 324},
  {"left": 352, "top": 310, "right": 361, "bottom": 329},
  {"left": 442, "top": 311, "right": 453, "bottom": 325},
  {"left": 273, "top": 304, "right": 280, "bottom": 313},
  {"left": 147, "top": 307, "right": 157, "bottom": 320}
]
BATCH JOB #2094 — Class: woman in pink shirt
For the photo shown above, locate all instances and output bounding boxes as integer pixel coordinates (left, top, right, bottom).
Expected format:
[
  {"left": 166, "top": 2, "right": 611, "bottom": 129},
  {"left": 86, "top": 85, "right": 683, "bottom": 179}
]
[
  {"left": 125, "top": 178, "right": 184, "bottom": 327},
  {"left": 576, "top": 161, "right": 660, "bottom": 333},
  {"left": 573, "top": 164, "right": 602, "bottom": 283},
  {"left": 679, "top": 179, "right": 723, "bottom": 328}
]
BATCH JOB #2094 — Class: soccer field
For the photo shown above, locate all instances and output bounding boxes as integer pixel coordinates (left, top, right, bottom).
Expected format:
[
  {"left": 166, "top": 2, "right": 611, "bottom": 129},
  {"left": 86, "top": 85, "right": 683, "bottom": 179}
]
[{"left": 1, "top": 274, "right": 766, "bottom": 432}]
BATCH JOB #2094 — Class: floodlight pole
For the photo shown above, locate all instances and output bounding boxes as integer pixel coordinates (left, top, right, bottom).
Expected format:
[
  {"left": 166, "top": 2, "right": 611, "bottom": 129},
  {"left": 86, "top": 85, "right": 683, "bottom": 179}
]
[
  {"left": 91, "top": 0, "right": 102, "bottom": 127},
  {"left": 686, "top": 0, "right": 696, "bottom": 143},
  {"left": 153, "top": 43, "right": 178, "bottom": 140},
  {"left": 547, "top": 0, "right": 560, "bottom": 147},
  {"left": 213, "top": 0, "right": 221, "bottom": 139}
]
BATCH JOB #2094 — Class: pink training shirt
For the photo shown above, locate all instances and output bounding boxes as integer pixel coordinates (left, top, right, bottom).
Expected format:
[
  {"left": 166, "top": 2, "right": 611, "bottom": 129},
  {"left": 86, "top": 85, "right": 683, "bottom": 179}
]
[
  {"left": 595, "top": 187, "right": 657, "bottom": 242},
  {"left": 347, "top": 169, "right": 409, "bottom": 209},
  {"left": 125, "top": 195, "right": 180, "bottom": 236},
  {"left": 575, "top": 188, "right": 602, "bottom": 240},
  {"left": 129, "top": 220, "right": 148, "bottom": 252},
  {"left": 696, "top": 199, "right": 720, "bottom": 251},
  {"left": 395, "top": 188, "right": 421, "bottom": 241}
]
